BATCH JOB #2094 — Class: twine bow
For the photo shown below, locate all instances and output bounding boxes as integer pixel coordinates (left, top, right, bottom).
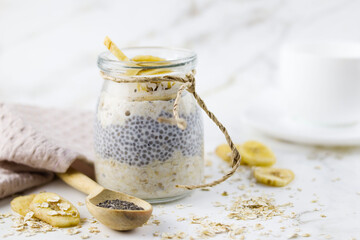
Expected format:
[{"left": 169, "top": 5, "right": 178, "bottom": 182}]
[{"left": 100, "top": 71, "right": 241, "bottom": 190}]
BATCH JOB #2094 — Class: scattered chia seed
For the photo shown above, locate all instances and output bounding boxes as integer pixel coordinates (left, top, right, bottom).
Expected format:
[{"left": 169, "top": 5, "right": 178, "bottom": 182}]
[{"left": 96, "top": 199, "right": 144, "bottom": 210}]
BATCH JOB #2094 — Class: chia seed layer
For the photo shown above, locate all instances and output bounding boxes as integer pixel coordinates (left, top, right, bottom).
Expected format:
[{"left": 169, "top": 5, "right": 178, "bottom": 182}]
[{"left": 94, "top": 109, "right": 203, "bottom": 166}]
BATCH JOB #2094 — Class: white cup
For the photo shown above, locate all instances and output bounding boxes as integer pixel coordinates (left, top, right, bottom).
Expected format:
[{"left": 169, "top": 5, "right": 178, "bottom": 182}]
[{"left": 279, "top": 42, "right": 360, "bottom": 126}]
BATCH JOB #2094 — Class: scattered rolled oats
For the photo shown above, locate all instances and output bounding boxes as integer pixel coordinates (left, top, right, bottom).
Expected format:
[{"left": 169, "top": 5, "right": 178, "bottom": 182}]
[
  {"left": 1, "top": 213, "right": 12, "bottom": 218},
  {"left": 227, "top": 195, "right": 285, "bottom": 220},
  {"left": 81, "top": 234, "right": 90, "bottom": 239},
  {"left": 47, "top": 196, "right": 60, "bottom": 203},
  {"left": 47, "top": 210, "right": 58, "bottom": 216},
  {"left": 57, "top": 202, "right": 71, "bottom": 211},
  {"left": 200, "top": 229, "right": 215, "bottom": 237},
  {"left": 152, "top": 220, "right": 160, "bottom": 225},
  {"left": 254, "top": 223, "right": 264, "bottom": 230},
  {"left": 89, "top": 218, "right": 98, "bottom": 224},
  {"left": 35, "top": 202, "right": 49, "bottom": 208},
  {"left": 229, "top": 226, "right": 246, "bottom": 236},
  {"left": 65, "top": 228, "right": 80, "bottom": 235},
  {"left": 9, "top": 215, "right": 56, "bottom": 236},
  {"left": 331, "top": 177, "right": 341, "bottom": 182},
  {"left": 175, "top": 204, "right": 192, "bottom": 209},
  {"left": 212, "top": 201, "right": 225, "bottom": 207},
  {"left": 24, "top": 211, "right": 34, "bottom": 222},
  {"left": 88, "top": 226, "right": 100, "bottom": 234},
  {"left": 2, "top": 232, "right": 15, "bottom": 238},
  {"left": 197, "top": 220, "right": 237, "bottom": 238},
  {"left": 301, "top": 233, "right": 311, "bottom": 237},
  {"left": 161, "top": 231, "right": 187, "bottom": 239},
  {"left": 43, "top": 202, "right": 51, "bottom": 208},
  {"left": 190, "top": 216, "right": 208, "bottom": 224},
  {"left": 25, "top": 232, "right": 36, "bottom": 237},
  {"left": 288, "top": 233, "right": 299, "bottom": 239}
]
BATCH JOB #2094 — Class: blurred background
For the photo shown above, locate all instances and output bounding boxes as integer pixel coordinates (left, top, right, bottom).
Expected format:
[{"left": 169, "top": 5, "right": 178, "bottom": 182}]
[{"left": 1, "top": 0, "right": 360, "bottom": 145}]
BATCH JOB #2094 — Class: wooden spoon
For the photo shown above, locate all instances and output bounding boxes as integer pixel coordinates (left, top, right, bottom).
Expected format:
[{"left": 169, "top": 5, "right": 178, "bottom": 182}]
[{"left": 57, "top": 168, "right": 153, "bottom": 231}]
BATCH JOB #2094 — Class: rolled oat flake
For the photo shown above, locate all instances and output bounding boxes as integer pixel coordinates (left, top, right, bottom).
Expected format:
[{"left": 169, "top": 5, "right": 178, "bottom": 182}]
[{"left": 96, "top": 199, "right": 144, "bottom": 210}]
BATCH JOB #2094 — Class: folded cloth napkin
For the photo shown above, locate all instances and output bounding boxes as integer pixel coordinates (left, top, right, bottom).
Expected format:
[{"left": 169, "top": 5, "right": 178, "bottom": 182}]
[{"left": 0, "top": 103, "right": 95, "bottom": 199}]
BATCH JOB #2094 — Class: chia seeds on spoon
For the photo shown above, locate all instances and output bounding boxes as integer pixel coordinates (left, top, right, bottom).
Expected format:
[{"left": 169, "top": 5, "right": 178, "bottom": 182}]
[{"left": 96, "top": 199, "right": 144, "bottom": 210}]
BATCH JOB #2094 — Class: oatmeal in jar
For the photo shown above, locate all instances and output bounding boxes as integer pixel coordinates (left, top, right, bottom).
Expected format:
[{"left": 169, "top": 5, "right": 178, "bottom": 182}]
[{"left": 95, "top": 47, "right": 203, "bottom": 202}]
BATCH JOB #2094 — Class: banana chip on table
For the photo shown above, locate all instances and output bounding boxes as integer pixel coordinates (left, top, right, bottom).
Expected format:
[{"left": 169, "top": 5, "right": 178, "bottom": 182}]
[
  {"left": 239, "top": 141, "right": 276, "bottom": 167},
  {"left": 215, "top": 144, "right": 241, "bottom": 164},
  {"left": 254, "top": 167, "right": 295, "bottom": 187},
  {"left": 29, "top": 192, "right": 80, "bottom": 228},
  {"left": 10, "top": 194, "right": 37, "bottom": 216}
]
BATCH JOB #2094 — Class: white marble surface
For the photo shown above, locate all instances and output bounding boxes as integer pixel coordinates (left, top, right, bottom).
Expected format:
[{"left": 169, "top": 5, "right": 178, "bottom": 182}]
[{"left": 1, "top": 0, "right": 360, "bottom": 239}]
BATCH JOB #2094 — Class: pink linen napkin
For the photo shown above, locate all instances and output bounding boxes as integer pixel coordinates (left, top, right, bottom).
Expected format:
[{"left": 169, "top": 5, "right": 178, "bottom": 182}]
[{"left": 0, "top": 103, "right": 95, "bottom": 199}]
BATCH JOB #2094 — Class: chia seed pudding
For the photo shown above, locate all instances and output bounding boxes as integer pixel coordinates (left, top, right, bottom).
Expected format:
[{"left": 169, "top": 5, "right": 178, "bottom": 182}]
[{"left": 95, "top": 48, "right": 203, "bottom": 202}]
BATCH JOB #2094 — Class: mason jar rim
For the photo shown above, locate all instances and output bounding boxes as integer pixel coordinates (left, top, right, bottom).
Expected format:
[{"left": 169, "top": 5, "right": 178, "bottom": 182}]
[{"left": 98, "top": 46, "right": 197, "bottom": 73}]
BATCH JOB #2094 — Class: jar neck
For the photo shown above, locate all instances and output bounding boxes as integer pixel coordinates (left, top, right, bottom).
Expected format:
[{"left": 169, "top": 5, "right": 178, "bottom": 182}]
[
  {"left": 97, "top": 47, "right": 197, "bottom": 77},
  {"left": 98, "top": 47, "right": 196, "bottom": 101}
]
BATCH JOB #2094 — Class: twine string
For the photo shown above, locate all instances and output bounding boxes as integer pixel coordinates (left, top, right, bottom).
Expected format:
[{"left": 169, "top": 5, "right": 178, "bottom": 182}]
[{"left": 99, "top": 71, "right": 241, "bottom": 190}]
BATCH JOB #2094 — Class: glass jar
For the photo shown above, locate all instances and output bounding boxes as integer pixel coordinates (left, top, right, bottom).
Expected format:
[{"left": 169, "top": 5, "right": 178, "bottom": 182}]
[{"left": 94, "top": 47, "right": 204, "bottom": 203}]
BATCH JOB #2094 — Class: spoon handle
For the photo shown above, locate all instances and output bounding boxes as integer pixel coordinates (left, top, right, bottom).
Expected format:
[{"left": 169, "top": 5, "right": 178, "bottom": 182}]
[{"left": 57, "top": 168, "right": 103, "bottom": 195}]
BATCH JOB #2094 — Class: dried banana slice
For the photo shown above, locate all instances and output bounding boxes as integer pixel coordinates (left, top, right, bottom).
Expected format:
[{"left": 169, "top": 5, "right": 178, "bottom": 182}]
[
  {"left": 124, "top": 69, "right": 142, "bottom": 76},
  {"left": 215, "top": 143, "right": 241, "bottom": 164},
  {"left": 132, "top": 55, "right": 166, "bottom": 62},
  {"left": 239, "top": 141, "right": 276, "bottom": 166},
  {"left": 29, "top": 192, "right": 80, "bottom": 228},
  {"left": 128, "top": 55, "right": 170, "bottom": 76},
  {"left": 103, "top": 37, "right": 174, "bottom": 90},
  {"left": 103, "top": 36, "right": 141, "bottom": 76},
  {"left": 104, "top": 36, "right": 129, "bottom": 61},
  {"left": 254, "top": 167, "right": 295, "bottom": 187},
  {"left": 137, "top": 69, "right": 172, "bottom": 76},
  {"left": 124, "top": 56, "right": 165, "bottom": 76},
  {"left": 10, "top": 194, "right": 37, "bottom": 216},
  {"left": 130, "top": 55, "right": 174, "bottom": 90}
]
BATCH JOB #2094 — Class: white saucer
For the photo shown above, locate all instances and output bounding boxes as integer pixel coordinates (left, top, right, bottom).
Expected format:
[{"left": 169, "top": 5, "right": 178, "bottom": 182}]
[{"left": 242, "top": 88, "right": 360, "bottom": 146}]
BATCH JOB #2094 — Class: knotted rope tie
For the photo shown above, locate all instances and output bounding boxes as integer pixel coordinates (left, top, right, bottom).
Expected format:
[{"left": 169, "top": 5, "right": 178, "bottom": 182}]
[{"left": 99, "top": 71, "right": 241, "bottom": 190}]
